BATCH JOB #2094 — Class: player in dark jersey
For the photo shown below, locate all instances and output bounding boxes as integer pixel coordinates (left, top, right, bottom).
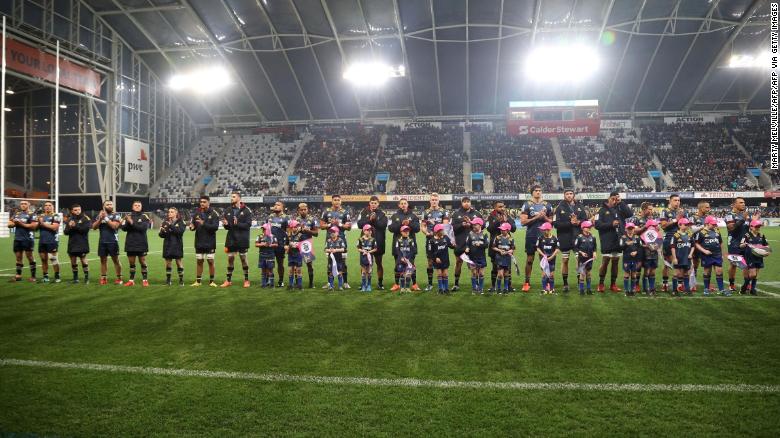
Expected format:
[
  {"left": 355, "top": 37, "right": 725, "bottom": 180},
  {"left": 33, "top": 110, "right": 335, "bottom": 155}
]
[
  {"left": 464, "top": 217, "right": 490, "bottom": 294},
  {"left": 594, "top": 192, "right": 633, "bottom": 293},
  {"left": 394, "top": 225, "right": 418, "bottom": 293},
  {"left": 451, "top": 196, "right": 482, "bottom": 291},
  {"left": 294, "top": 203, "right": 319, "bottom": 288},
  {"left": 37, "top": 201, "right": 60, "bottom": 283},
  {"left": 63, "top": 204, "right": 91, "bottom": 284},
  {"left": 324, "top": 226, "right": 347, "bottom": 290},
  {"left": 8, "top": 200, "right": 38, "bottom": 282},
  {"left": 536, "top": 222, "right": 559, "bottom": 294},
  {"left": 520, "top": 185, "right": 554, "bottom": 292},
  {"left": 267, "top": 201, "right": 289, "bottom": 288},
  {"left": 640, "top": 219, "right": 661, "bottom": 295},
  {"left": 357, "top": 196, "right": 389, "bottom": 289},
  {"left": 553, "top": 189, "right": 589, "bottom": 292},
  {"left": 256, "top": 223, "right": 279, "bottom": 288},
  {"left": 620, "top": 223, "right": 642, "bottom": 296},
  {"left": 189, "top": 196, "right": 220, "bottom": 287},
  {"left": 321, "top": 195, "right": 352, "bottom": 289},
  {"left": 695, "top": 216, "right": 726, "bottom": 296},
  {"left": 427, "top": 223, "right": 455, "bottom": 294},
  {"left": 422, "top": 193, "right": 450, "bottom": 291},
  {"left": 357, "top": 224, "right": 378, "bottom": 292},
  {"left": 92, "top": 200, "right": 123, "bottom": 285},
  {"left": 688, "top": 200, "right": 711, "bottom": 292},
  {"left": 486, "top": 201, "right": 516, "bottom": 292},
  {"left": 659, "top": 194, "right": 688, "bottom": 292},
  {"left": 669, "top": 218, "right": 694, "bottom": 296},
  {"left": 574, "top": 221, "right": 597, "bottom": 295},
  {"left": 388, "top": 198, "right": 421, "bottom": 291},
  {"left": 122, "top": 200, "right": 152, "bottom": 287},
  {"left": 492, "top": 223, "right": 516, "bottom": 294},
  {"left": 220, "top": 192, "right": 253, "bottom": 288},
  {"left": 724, "top": 197, "right": 757, "bottom": 292},
  {"left": 159, "top": 207, "right": 186, "bottom": 286},
  {"left": 739, "top": 220, "right": 768, "bottom": 296}
]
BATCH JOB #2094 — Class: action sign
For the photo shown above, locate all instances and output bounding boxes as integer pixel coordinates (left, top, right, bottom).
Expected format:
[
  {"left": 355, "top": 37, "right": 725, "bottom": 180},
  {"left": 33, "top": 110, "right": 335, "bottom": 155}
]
[{"left": 124, "top": 138, "right": 150, "bottom": 185}]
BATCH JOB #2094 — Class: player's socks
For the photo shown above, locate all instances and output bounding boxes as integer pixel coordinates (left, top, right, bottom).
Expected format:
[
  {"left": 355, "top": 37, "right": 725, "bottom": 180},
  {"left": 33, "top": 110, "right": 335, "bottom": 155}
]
[
  {"left": 268, "top": 274, "right": 274, "bottom": 287},
  {"left": 586, "top": 278, "right": 592, "bottom": 290},
  {"left": 642, "top": 276, "right": 648, "bottom": 291},
  {"left": 703, "top": 275, "right": 711, "bottom": 290},
  {"left": 71, "top": 263, "right": 78, "bottom": 281},
  {"left": 443, "top": 276, "right": 449, "bottom": 291},
  {"left": 15, "top": 263, "right": 22, "bottom": 277},
  {"left": 491, "top": 268, "right": 497, "bottom": 288},
  {"left": 672, "top": 278, "right": 678, "bottom": 292},
  {"left": 177, "top": 267, "right": 184, "bottom": 283},
  {"left": 427, "top": 268, "right": 433, "bottom": 286},
  {"left": 504, "top": 277, "right": 510, "bottom": 291},
  {"left": 338, "top": 275, "right": 344, "bottom": 289},
  {"left": 471, "top": 277, "right": 477, "bottom": 290},
  {"left": 226, "top": 266, "right": 234, "bottom": 282},
  {"left": 297, "top": 276, "right": 303, "bottom": 288},
  {"left": 648, "top": 277, "right": 655, "bottom": 290},
  {"left": 54, "top": 271, "right": 60, "bottom": 280},
  {"left": 598, "top": 274, "right": 605, "bottom": 286},
  {"left": 541, "top": 277, "right": 547, "bottom": 290},
  {"left": 562, "top": 274, "right": 568, "bottom": 287},
  {"left": 454, "top": 274, "right": 460, "bottom": 287},
  {"left": 82, "top": 264, "right": 89, "bottom": 282},
  {"left": 663, "top": 276, "right": 669, "bottom": 286},
  {"left": 29, "top": 262, "right": 36, "bottom": 278},
  {"left": 478, "top": 275, "right": 484, "bottom": 291},
  {"left": 751, "top": 278, "right": 758, "bottom": 292},
  {"left": 289, "top": 275, "right": 294, "bottom": 286},
  {"left": 729, "top": 277, "right": 735, "bottom": 288},
  {"left": 243, "top": 266, "right": 249, "bottom": 281},
  {"left": 140, "top": 264, "right": 147, "bottom": 281},
  {"left": 579, "top": 280, "right": 584, "bottom": 293},
  {"left": 716, "top": 275, "right": 724, "bottom": 291},
  {"left": 548, "top": 278, "right": 554, "bottom": 290},
  {"left": 261, "top": 272, "right": 266, "bottom": 286},
  {"left": 308, "top": 269, "right": 314, "bottom": 289},
  {"left": 166, "top": 267, "right": 172, "bottom": 283},
  {"left": 682, "top": 276, "right": 690, "bottom": 292}
]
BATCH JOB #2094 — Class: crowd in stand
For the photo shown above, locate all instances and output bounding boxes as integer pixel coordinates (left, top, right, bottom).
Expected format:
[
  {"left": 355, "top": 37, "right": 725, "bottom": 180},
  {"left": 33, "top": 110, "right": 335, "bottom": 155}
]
[
  {"left": 730, "top": 121, "right": 779, "bottom": 187},
  {"left": 292, "top": 125, "right": 381, "bottom": 195},
  {"left": 470, "top": 130, "right": 558, "bottom": 192},
  {"left": 559, "top": 129, "right": 653, "bottom": 192},
  {"left": 378, "top": 126, "right": 464, "bottom": 194},
  {"left": 641, "top": 123, "right": 756, "bottom": 191},
  {"left": 153, "top": 136, "right": 226, "bottom": 198}
]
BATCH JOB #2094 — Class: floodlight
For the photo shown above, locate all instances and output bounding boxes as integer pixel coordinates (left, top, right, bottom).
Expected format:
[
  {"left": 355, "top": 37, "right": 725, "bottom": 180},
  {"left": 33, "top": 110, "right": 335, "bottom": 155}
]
[
  {"left": 525, "top": 45, "right": 600, "bottom": 82},
  {"left": 343, "top": 62, "right": 405, "bottom": 87},
  {"left": 726, "top": 52, "right": 769, "bottom": 69},
  {"left": 169, "top": 66, "right": 231, "bottom": 94}
]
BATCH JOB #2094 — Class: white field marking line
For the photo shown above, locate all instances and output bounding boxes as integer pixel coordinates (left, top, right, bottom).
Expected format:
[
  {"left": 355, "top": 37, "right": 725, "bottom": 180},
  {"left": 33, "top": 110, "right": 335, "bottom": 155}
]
[{"left": 1, "top": 358, "right": 778, "bottom": 393}]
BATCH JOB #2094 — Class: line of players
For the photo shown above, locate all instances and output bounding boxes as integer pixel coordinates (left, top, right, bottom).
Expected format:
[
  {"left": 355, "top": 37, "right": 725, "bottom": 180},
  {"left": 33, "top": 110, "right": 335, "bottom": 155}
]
[{"left": 7, "top": 189, "right": 769, "bottom": 295}]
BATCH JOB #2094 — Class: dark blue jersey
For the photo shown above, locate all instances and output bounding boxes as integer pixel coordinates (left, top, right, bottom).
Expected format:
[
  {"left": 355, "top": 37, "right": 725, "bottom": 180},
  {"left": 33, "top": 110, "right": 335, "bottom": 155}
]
[
  {"left": 357, "top": 236, "right": 377, "bottom": 253},
  {"left": 266, "top": 213, "right": 289, "bottom": 242},
  {"left": 256, "top": 234, "right": 278, "bottom": 261},
  {"left": 521, "top": 200, "right": 553, "bottom": 241},
  {"left": 620, "top": 234, "right": 643, "bottom": 262},
  {"left": 286, "top": 231, "right": 303, "bottom": 256},
  {"left": 740, "top": 231, "right": 768, "bottom": 250},
  {"left": 294, "top": 215, "right": 319, "bottom": 240},
  {"left": 696, "top": 229, "right": 723, "bottom": 256},
  {"left": 465, "top": 231, "right": 490, "bottom": 261},
  {"left": 574, "top": 234, "right": 598, "bottom": 259},
  {"left": 394, "top": 236, "right": 417, "bottom": 261},
  {"left": 535, "top": 235, "right": 559, "bottom": 257},
  {"left": 670, "top": 231, "right": 693, "bottom": 265},
  {"left": 724, "top": 210, "right": 750, "bottom": 250},
  {"left": 321, "top": 208, "right": 351, "bottom": 244},
  {"left": 37, "top": 214, "right": 60, "bottom": 245},
  {"left": 426, "top": 235, "right": 453, "bottom": 261},
  {"left": 660, "top": 208, "right": 688, "bottom": 237},
  {"left": 11, "top": 210, "right": 36, "bottom": 243},
  {"left": 97, "top": 212, "right": 122, "bottom": 244},
  {"left": 325, "top": 236, "right": 347, "bottom": 262},
  {"left": 422, "top": 208, "right": 449, "bottom": 235}
]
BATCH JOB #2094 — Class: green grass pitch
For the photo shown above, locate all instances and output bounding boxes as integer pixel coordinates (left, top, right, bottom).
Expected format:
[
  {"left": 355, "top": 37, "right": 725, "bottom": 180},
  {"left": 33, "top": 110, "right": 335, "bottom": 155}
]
[{"left": 1, "top": 228, "right": 779, "bottom": 436}]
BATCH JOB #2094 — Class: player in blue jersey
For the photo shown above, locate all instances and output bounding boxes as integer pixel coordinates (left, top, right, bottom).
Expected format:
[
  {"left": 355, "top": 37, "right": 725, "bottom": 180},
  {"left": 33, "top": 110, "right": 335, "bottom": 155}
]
[
  {"left": 92, "top": 200, "right": 123, "bottom": 285},
  {"left": 688, "top": 200, "right": 711, "bottom": 292},
  {"left": 8, "top": 200, "right": 38, "bottom": 282},
  {"left": 422, "top": 193, "right": 450, "bottom": 291},
  {"left": 464, "top": 217, "right": 490, "bottom": 294},
  {"left": 695, "top": 216, "right": 726, "bottom": 296},
  {"left": 659, "top": 194, "right": 688, "bottom": 292},
  {"left": 285, "top": 220, "right": 304, "bottom": 290},
  {"left": 36, "top": 201, "right": 61, "bottom": 283},
  {"left": 535, "top": 222, "right": 559, "bottom": 294},
  {"left": 294, "top": 203, "right": 319, "bottom": 288},
  {"left": 669, "top": 218, "right": 695, "bottom": 296},
  {"left": 574, "top": 221, "right": 598, "bottom": 295},
  {"left": 724, "top": 197, "right": 757, "bottom": 292},
  {"left": 520, "top": 185, "right": 553, "bottom": 292},
  {"left": 267, "top": 201, "right": 289, "bottom": 288},
  {"left": 256, "top": 223, "right": 279, "bottom": 288},
  {"left": 739, "top": 220, "right": 769, "bottom": 296},
  {"left": 493, "top": 222, "right": 517, "bottom": 294},
  {"left": 356, "top": 224, "right": 378, "bottom": 292},
  {"left": 321, "top": 195, "right": 352, "bottom": 289},
  {"left": 620, "top": 223, "right": 642, "bottom": 296},
  {"left": 427, "top": 223, "right": 455, "bottom": 294},
  {"left": 324, "top": 226, "right": 347, "bottom": 290}
]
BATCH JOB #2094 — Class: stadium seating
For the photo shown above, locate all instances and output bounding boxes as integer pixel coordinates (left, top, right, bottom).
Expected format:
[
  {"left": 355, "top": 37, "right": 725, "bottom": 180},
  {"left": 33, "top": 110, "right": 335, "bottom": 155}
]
[
  {"left": 559, "top": 128, "right": 654, "bottom": 192},
  {"left": 378, "top": 126, "right": 464, "bottom": 194},
  {"left": 152, "top": 136, "right": 226, "bottom": 198},
  {"left": 471, "top": 130, "right": 557, "bottom": 192},
  {"left": 641, "top": 123, "right": 757, "bottom": 191}
]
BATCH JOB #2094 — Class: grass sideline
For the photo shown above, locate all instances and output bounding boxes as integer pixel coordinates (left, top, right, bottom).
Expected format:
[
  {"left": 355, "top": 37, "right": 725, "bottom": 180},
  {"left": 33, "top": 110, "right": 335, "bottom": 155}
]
[{"left": 1, "top": 228, "right": 779, "bottom": 436}]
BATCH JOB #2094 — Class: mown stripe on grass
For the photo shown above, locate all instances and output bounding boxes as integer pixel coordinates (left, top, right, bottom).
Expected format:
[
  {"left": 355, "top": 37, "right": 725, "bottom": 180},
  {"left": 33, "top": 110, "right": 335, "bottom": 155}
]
[{"left": 2, "top": 358, "right": 778, "bottom": 393}]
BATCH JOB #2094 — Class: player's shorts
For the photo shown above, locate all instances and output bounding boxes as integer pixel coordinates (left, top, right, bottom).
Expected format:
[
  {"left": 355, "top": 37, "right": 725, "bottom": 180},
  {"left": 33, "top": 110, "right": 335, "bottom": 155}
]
[
  {"left": 663, "top": 236, "right": 674, "bottom": 257},
  {"left": 577, "top": 257, "right": 594, "bottom": 271},
  {"left": 359, "top": 254, "right": 373, "bottom": 267},
  {"left": 673, "top": 263, "right": 690, "bottom": 270},
  {"left": 525, "top": 239, "right": 537, "bottom": 256},
  {"left": 38, "top": 242, "right": 58, "bottom": 254},
  {"left": 727, "top": 246, "right": 743, "bottom": 258},
  {"left": 126, "top": 251, "right": 147, "bottom": 257},
  {"left": 602, "top": 251, "right": 621, "bottom": 258},
  {"left": 68, "top": 252, "right": 88, "bottom": 258},
  {"left": 623, "top": 261, "right": 640, "bottom": 272},
  {"left": 642, "top": 259, "right": 658, "bottom": 269},
  {"left": 288, "top": 254, "right": 303, "bottom": 267},
  {"left": 98, "top": 242, "right": 119, "bottom": 257},
  {"left": 13, "top": 240, "right": 33, "bottom": 252},
  {"left": 258, "top": 259, "right": 275, "bottom": 270},
  {"left": 747, "top": 260, "right": 764, "bottom": 269},
  {"left": 274, "top": 246, "right": 286, "bottom": 258},
  {"left": 701, "top": 254, "right": 723, "bottom": 268},
  {"left": 454, "top": 245, "right": 467, "bottom": 257},
  {"left": 226, "top": 247, "right": 247, "bottom": 255},
  {"left": 560, "top": 249, "right": 573, "bottom": 259},
  {"left": 394, "top": 260, "right": 412, "bottom": 273},
  {"left": 432, "top": 259, "right": 450, "bottom": 270},
  {"left": 470, "top": 258, "right": 487, "bottom": 269},
  {"left": 328, "top": 258, "right": 346, "bottom": 273}
]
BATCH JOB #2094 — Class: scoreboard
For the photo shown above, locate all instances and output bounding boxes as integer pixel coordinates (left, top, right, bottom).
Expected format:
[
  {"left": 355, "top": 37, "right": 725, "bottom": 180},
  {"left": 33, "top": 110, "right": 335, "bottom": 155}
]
[{"left": 507, "top": 100, "right": 600, "bottom": 138}]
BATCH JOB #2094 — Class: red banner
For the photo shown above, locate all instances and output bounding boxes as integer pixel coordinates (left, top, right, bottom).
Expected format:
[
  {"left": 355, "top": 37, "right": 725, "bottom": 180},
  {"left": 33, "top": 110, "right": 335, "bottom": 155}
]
[
  {"left": 5, "top": 37, "right": 101, "bottom": 96},
  {"left": 507, "top": 119, "right": 600, "bottom": 138}
]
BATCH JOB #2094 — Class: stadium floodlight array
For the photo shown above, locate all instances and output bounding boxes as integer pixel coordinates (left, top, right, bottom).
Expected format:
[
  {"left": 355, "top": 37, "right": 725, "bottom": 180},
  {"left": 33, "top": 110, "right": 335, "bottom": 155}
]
[
  {"left": 726, "top": 52, "right": 770, "bottom": 69},
  {"left": 168, "top": 66, "right": 231, "bottom": 94},
  {"left": 342, "top": 62, "right": 405, "bottom": 87},
  {"left": 524, "top": 45, "right": 600, "bottom": 82}
]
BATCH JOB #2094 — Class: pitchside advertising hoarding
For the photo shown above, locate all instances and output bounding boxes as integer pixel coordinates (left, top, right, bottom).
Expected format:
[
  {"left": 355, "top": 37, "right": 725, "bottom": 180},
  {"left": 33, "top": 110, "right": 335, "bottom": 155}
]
[
  {"left": 124, "top": 138, "right": 150, "bottom": 185},
  {"left": 663, "top": 116, "right": 719, "bottom": 124},
  {"left": 508, "top": 119, "right": 600, "bottom": 137},
  {"left": 600, "top": 119, "right": 632, "bottom": 130}
]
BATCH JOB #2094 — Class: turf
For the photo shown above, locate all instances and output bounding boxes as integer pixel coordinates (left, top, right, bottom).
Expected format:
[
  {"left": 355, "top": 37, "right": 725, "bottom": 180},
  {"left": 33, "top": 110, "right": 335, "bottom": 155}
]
[{"left": 1, "top": 228, "right": 779, "bottom": 436}]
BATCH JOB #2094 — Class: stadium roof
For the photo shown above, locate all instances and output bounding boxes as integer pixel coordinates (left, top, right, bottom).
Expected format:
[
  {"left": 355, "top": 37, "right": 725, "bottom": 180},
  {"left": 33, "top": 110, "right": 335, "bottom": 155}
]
[{"left": 85, "top": 0, "right": 772, "bottom": 125}]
